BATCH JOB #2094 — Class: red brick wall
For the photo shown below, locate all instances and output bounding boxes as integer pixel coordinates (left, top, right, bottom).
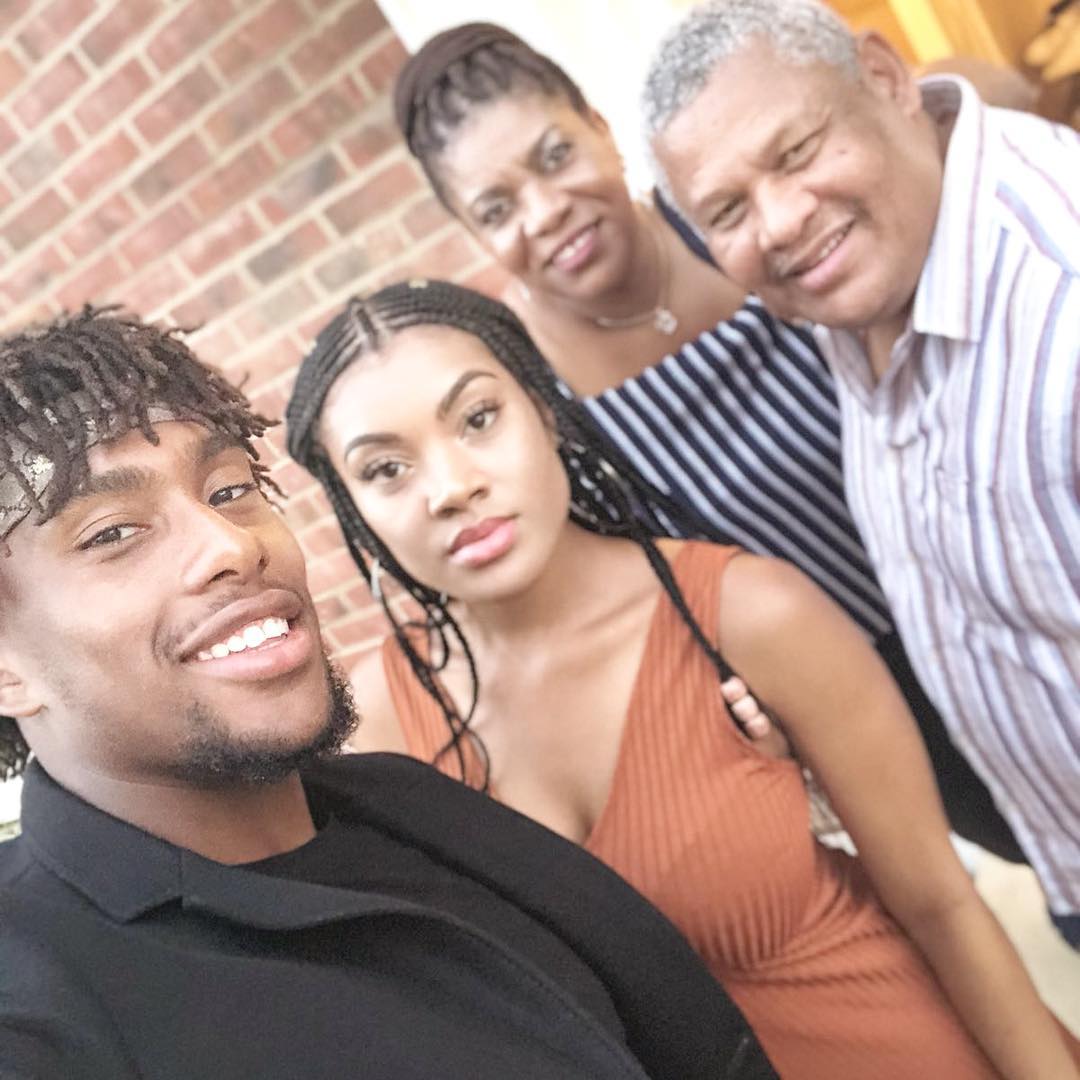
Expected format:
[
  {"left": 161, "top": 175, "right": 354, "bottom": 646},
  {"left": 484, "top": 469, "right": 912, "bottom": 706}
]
[{"left": 0, "top": 0, "right": 507, "bottom": 667}]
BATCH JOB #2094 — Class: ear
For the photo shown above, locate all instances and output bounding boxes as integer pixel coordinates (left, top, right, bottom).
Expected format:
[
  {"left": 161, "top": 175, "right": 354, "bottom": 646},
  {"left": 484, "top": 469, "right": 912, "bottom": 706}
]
[
  {"left": 854, "top": 31, "right": 923, "bottom": 117},
  {"left": 0, "top": 664, "right": 42, "bottom": 720}
]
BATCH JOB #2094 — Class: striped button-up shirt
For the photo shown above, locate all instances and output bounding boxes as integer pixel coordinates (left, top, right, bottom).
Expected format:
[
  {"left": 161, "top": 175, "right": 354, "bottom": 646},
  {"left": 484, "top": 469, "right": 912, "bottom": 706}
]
[{"left": 817, "top": 78, "right": 1080, "bottom": 915}]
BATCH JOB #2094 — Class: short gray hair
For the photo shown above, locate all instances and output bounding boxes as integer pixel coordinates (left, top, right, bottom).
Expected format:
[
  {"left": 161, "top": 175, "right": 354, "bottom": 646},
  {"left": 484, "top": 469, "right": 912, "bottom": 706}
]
[{"left": 642, "top": 0, "right": 859, "bottom": 142}]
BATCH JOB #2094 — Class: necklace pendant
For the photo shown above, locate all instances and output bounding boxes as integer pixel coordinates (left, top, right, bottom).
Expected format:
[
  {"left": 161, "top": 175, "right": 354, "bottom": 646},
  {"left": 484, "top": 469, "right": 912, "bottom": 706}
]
[{"left": 653, "top": 306, "right": 678, "bottom": 335}]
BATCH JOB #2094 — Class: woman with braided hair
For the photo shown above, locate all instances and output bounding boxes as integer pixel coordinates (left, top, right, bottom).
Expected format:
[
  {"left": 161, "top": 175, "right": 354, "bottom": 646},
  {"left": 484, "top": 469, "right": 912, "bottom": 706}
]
[
  {"left": 390, "top": 21, "right": 1028, "bottom": 864},
  {"left": 285, "top": 279, "right": 1079, "bottom": 1080}
]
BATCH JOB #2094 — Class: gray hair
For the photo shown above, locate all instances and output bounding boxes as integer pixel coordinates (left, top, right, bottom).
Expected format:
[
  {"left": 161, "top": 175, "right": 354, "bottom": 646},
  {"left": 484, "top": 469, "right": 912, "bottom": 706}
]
[{"left": 642, "top": 0, "right": 859, "bottom": 142}]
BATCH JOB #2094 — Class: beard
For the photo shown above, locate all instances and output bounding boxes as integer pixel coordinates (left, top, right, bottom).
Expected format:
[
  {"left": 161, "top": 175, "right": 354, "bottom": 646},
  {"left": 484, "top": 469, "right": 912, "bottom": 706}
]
[{"left": 170, "top": 655, "right": 360, "bottom": 786}]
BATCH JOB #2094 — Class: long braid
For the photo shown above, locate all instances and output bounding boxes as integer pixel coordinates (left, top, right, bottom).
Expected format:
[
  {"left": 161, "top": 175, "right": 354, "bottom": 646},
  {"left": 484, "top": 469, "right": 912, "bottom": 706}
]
[
  {"left": 0, "top": 305, "right": 278, "bottom": 781},
  {"left": 287, "top": 280, "right": 741, "bottom": 792}
]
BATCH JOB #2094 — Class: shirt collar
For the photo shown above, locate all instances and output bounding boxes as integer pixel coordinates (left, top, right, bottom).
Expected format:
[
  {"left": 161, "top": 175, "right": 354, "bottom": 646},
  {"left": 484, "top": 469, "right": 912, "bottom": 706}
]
[
  {"left": 15, "top": 760, "right": 424, "bottom": 928},
  {"left": 911, "top": 76, "right": 995, "bottom": 344}
]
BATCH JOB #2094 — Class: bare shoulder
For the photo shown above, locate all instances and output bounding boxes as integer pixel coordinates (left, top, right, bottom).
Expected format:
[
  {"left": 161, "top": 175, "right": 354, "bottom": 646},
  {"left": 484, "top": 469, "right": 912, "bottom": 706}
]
[{"left": 343, "top": 645, "right": 409, "bottom": 755}]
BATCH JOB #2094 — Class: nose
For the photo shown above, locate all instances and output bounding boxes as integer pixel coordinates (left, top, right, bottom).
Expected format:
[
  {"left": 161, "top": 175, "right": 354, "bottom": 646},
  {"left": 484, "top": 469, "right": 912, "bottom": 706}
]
[
  {"left": 426, "top": 445, "right": 489, "bottom": 519},
  {"left": 755, "top": 176, "right": 816, "bottom": 255},
  {"left": 521, "top": 178, "right": 571, "bottom": 239},
  {"left": 179, "top": 499, "right": 268, "bottom": 593}
]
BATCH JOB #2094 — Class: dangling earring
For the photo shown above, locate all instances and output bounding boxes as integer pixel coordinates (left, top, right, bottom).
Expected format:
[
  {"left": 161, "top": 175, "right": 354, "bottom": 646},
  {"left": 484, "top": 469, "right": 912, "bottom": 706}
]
[{"left": 369, "top": 558, "right": 383, "bottom": 603}]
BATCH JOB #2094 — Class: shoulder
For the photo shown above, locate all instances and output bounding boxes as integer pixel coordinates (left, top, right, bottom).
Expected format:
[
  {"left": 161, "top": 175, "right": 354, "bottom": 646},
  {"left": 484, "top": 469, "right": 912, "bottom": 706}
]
[
  {"left": 345, "top": 644, "right": 408, "bottom": 755},
  {"left": 990, "top": 109, "right": 1080, "bottom": 276}
]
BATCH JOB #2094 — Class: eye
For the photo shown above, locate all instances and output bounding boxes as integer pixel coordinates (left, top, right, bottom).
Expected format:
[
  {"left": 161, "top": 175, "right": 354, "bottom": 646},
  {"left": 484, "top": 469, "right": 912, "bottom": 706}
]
[
  {"left": 209, "top": 481, "right": 259, "bottom": 507},
  {"left": 780, "top": 131, "right": 821, "bottom": 170},
  {"left": 540, "top": 139, "right": 572, "bottom": 172},
  {"left": 78, "top": 523, "right": 141, "bottom": 550},
  {"left": 478, "top": 196, "right": 511, "bottom": 228},
  {"left": 359, "top": 458, "right": 408, "bottom": 484},
  {"left": 463, "top": 402, "right": 499, "bottom": 434},
  {"left": 709, "top": 198, "right": 745, "bottom": 232}
]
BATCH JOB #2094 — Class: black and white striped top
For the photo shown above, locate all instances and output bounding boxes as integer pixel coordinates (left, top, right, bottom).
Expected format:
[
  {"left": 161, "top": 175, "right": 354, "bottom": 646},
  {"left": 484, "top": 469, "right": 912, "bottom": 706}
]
[{"left": 583, "top": 297, "right": 894, "bottom": 641}]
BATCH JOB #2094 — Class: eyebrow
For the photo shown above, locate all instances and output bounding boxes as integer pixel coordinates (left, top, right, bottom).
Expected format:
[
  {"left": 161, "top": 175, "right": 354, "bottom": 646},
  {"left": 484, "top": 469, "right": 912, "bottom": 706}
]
[
  {"left": 342, "top": 370, "right": 496, "bottom": 459},
  {"left": 59, "top": 429, "right": 246, "bottom": 513}
]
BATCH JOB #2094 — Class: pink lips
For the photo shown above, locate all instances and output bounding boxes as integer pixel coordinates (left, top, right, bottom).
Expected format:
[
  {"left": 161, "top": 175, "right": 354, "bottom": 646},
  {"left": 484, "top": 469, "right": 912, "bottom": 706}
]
[
  {"left": 449, "top": 517, "right": 517, "bottom": 568},
  {"left": 548, "top": 223, "right": 599, "bottom": 273}
]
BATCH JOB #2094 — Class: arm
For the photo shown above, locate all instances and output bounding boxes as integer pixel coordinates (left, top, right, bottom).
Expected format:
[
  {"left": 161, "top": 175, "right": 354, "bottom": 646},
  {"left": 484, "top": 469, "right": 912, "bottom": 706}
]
[
  {"left": 717, "top": 554, "right": 1079, "bottom": 1080},
  {"left": 343, "top": 647, "right": 410, "bottom": 756}
]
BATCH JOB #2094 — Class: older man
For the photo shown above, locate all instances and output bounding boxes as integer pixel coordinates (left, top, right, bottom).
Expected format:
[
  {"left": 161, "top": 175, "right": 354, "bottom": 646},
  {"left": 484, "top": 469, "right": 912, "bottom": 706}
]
[
  {"left": 0, "top": 307, "right": 775, "bottom": 1079},
  {"left": 644, "top": 0, "right": 1080, "bottom": 944}
]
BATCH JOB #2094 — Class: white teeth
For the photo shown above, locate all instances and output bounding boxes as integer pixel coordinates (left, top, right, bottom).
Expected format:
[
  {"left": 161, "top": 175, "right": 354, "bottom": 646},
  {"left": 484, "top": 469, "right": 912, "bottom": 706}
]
[
  {"left": 554, "top": 227, "right": 592, "bottom": 266},
  {"left": 195, "top": 616, "right": 291, "bottom": 661}
]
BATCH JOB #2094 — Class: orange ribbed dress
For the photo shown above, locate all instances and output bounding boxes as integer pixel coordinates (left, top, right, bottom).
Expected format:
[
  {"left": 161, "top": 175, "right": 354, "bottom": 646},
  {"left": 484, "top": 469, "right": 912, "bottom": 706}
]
[{"left": 381, "top": 542, "right": 998, "bottom": 1078}]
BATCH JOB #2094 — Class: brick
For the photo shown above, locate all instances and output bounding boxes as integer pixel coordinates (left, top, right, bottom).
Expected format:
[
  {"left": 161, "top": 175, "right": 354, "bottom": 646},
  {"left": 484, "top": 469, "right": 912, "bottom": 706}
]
[
  {"left": 134, "top": 65, "right": 219, "bottom": 144},
  {"left": 1, "top": 245, "right": 68, "bottom": 306},
  {"left": 0, "top": 178, "right": 11, "bottom": 213},
  {"left": 80, "top": 0, "right": 163, "bottom": 66},
  {"left": 120, "top": 201, "right": 200, "bottom": 268},
  {"left": 304, "top": 546, "right": 360, "bottom": 595},
  {"left": 402, "top": 195, "right": 452, "bottom": 242},
  {"left": 247, "top": 220, "right": 328, "bottom": 283},
  {"left": 186, "top": 321, "right": 243, "bottom": 366},
  {"left": 171, "top": 272, "right": 248, "bottom": 326},
  {"left": 3, "top": 189, "right": 70, "bottom": 252},
  {"left": 121, "top": 260, "right": 189, "bottom": 315},
  {"left": 313, "top": 244, "right": 370, "bottom": 292},
  {"left": 211, "top": 0, "right": 306, "bottom": 79},
  {"left": 0, "top": 0, "right": 32, "bottom": 37},
  {"left": 359, "top": 33, "right": 407, "bottom": 95},
  {"left": 222, "top": 333, "right": 301, "bottom": 384},
  {"left": 270, "top": 76, "right": 367, "bottom": 159},
  {"left": 179, "top": 207, "right": 261, "bottom": 275},
  {"left": 0, "top": 114, "right": 16, "bottom": 156},
  {"left": 236, "top": 279, "right": 317, "bottom": 339},
  {"left": 463, "top": 262, "right": 511, "bottom": 299},
  {"left": 314, "top": 593, "right": 347, "bottom": 624},
  {"left": 188, "top": 142, "right": 274, "bottom": 219},
  {"left": 364, "top": 222, "right": 406, "bottom": 265},
  {"left": 382, "top": 231, "right": 485, "bottom": 292},
  {"left": 325, "top": 160, "right": 419, "bottom": 235},
  {"left": 204, "top": 68, "right": 293, "bottom": 149},
  {"left": 132, "top": 134, "right": 211, "bottom": 207},
  {"left": 147, "top": 0, "right": 235, "bottom": 72},
  {"left": 75, "top": 57, "right": 153, "bottom": 135},
  {"left": 16, "top": 0, "right": 96, "bottom": 63},
  {"left": 56, "top": 252, "right": 126, "bottom": 309},
  {"left": 289, "top": 0, "right": 385, "bottom": 84},
  {"left": 302, "top": 521, "right": 347, "bottom": 560},
  {"left": 13, "top": 53, "right": 87, "bottom": 129},
  {"left": 0, "top": 48, "right": 27, "bottom": 98},
  {"left": 326, "top": 608, "right": 391, "bottom": 653},
  {"left": 61, "top": 192, "right": 138, "bottom": 259},
  {"left": 259, "top": 151, "right": 345, "bottom": 224},
  {"left": 340, "top": 118, "right": 396, "bottom": 170},
  {"left": 8, "top": 126, "right": 75, "bottom": 192},
  {"left": 63, "top": 130, "right": 139, "bottom": 201}
]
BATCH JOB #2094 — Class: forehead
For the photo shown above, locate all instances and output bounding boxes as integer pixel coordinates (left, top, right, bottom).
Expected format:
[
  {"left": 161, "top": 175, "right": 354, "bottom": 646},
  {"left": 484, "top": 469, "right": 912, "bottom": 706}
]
[
  {"left": 319, "top": 325, "right": 510, "bottom": 438},
  {"left": 654, "top": 43, "right": 852, "bottom": 201}
]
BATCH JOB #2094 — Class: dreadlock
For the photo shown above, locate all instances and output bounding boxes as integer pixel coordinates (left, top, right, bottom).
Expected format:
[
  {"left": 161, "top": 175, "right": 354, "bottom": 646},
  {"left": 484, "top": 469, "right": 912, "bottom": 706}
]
[
  {"left": 393, "top": 22, "right": 592, "bottom": 207},
  {"left": 0, "top": 305, "right": 277, "bottom": 780},
  {"left": 286, "top": 280, "right": 739, "bottom": 791}
]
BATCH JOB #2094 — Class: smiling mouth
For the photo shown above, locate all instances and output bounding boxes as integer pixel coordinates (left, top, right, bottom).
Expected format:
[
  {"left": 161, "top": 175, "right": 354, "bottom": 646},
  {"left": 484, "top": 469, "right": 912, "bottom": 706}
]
[
  {"left": 194, "top": 617, "right": 291, "bottom": 662},
  {"left": 784, "top": 221, "right": 854, "bottom": 279},
  {"left": 548, "top": 223, "right": 598, "bottom": 270}
]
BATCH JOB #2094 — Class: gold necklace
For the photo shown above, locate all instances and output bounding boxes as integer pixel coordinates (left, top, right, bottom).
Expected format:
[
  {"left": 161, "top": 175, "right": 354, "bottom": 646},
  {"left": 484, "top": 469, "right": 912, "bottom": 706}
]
[{"left": 591, "top": 213, "right": 678, "bottom": 335}]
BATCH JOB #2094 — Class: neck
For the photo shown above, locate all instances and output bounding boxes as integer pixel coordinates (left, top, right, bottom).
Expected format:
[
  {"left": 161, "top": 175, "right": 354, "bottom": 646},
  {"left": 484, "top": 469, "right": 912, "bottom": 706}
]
[
  {"left": 41, "top": 757, "right": 317, "bottom": 864},
  {"left": 458, "top": 524, "right": 629, "bottom": 650}
]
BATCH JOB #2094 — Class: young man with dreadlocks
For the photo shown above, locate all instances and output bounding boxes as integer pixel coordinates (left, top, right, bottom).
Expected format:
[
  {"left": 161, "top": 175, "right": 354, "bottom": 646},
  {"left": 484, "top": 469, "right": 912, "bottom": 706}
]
[
  {"left": 0, "top": 306, "right": 779, "bottom": 1080},
  {"left": 286, "top": 278, "right": 1079, "bottom": 1080}
]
